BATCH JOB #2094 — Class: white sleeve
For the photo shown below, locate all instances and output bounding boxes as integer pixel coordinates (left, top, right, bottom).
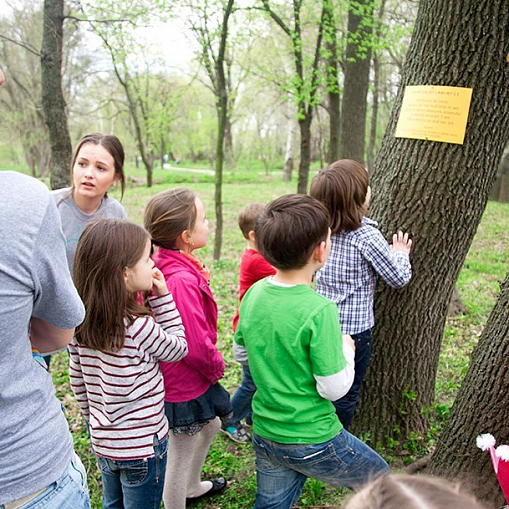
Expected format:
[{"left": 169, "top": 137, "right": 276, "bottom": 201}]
[
  {"left": 233, "top": 341, "right": 249, "bottom": 363},
  {"left": 314, "top": 340, "right": 355, "bottom": 401}
]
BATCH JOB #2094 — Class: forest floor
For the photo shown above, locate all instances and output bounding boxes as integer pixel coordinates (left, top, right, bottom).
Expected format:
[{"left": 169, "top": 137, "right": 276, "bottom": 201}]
[{"left": 50, "top": 173, "right": 509, "bottom": 508}]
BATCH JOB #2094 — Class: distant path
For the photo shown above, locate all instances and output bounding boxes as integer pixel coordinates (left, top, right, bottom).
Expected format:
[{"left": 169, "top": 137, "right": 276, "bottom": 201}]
[{"left": 163, "top": 164, "right": 214, "bottom": 175}]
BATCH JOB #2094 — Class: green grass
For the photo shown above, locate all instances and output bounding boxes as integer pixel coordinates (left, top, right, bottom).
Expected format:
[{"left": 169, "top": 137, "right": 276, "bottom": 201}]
[{"left": 48, "top": 174, "right": 509, "bottom": 509}]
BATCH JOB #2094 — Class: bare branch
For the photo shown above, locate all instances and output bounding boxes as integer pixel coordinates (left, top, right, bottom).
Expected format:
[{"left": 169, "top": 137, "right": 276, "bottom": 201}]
[{"left": 0, "top": 34, "right": 41, "bottom": 57}]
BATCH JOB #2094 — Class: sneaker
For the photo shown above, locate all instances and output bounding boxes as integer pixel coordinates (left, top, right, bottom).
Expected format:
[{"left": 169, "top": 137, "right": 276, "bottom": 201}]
[
  {"left": 244, "top": 414, "right": 253, "bottom": 427},
  {"left": 221, "top": 424, "right": 251, "bottom": 444}
]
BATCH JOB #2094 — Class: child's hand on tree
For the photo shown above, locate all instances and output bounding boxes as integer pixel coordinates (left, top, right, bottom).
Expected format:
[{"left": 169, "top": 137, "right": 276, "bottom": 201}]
[
  {"left": 391, "top": 231, "right": 412, "bottom": 254},
  {"left": 151, "top": 268, "right": 169, "bottom": 297}
]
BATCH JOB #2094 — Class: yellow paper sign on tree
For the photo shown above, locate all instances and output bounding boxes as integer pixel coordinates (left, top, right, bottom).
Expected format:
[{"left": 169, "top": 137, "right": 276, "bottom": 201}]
[{"left": 395, "top": 85, "right": 473, "bottom": 144}]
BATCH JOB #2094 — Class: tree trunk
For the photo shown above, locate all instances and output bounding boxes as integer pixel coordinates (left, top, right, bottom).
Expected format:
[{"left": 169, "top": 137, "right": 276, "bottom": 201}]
[
  {"left": 339, "top": 0, "right": 374, "bottom": 165},
  {"left": 324, "top": 0, "right": 340, "bottom": 164},
  {"left": 283, "top": 115, "right": 296, "bottom": 182},
  {"left": 353, "top": 0, "right": 509, "bottom": 446},
  {"left": 493, "top": 151, "right": 509, "bottom": 202},
  {"left": 212, "top": 0, "right": 234, "bottom": 261},
  {"left": 225, "top": 115, "right": 236, "bottom": 171},
  {"left": 41, "top": 0, "right": 72, "bottom": 190},
  {"left": 297, "top": 113, "right": 312, "bottom": 194},
  {"left": 367, "top": 53, "right": 379, "bottom": 172},
  {"left": 427, "top": 272, "right": 509, "bottom": 507}
]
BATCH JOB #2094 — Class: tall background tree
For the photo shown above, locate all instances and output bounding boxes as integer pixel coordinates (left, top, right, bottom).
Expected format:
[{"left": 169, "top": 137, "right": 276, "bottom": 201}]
[
  {"left": 353, "top": 0, "right": 509, "bottom": 445},
  {"left": 41, "top": 0, "right": 73, "bottom": 189}
]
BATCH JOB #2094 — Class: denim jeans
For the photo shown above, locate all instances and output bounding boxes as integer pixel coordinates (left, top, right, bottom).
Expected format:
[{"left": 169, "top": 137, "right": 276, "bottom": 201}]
[
  {"left": 97, "top": 435, "right": 168, "bottom": 509},
  {"left": 333, "top": 329, "right": 372, "bottom": 430},
  {"left": 0, "top": 452, "right": 90, "bottom": 509},
  {"left": 224, "top": 364, "right": 256, "bottom": 428},
  {"left": 252, "top": 428, "right": 390, "bottom": 509}
]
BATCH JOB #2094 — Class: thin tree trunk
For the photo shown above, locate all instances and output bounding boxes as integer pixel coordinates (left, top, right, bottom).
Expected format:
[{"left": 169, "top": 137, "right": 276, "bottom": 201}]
[
  {"left": 297, "top": 113, "right": 312, "bottom": 194},
  {"left": 353, "top": 0, "right": 509, "bottom": 445},
  {"left": 428, "top": 272, "right": 509, "bottom": 507},
  {"left": 324, "top": 0, "right": 340, "bottom": 164},
  {"left": 41, "top": 0, "right": 72, "bottom": 190},
  {"left": 283, "top": 114, "right": 296, "bottom": 182}
]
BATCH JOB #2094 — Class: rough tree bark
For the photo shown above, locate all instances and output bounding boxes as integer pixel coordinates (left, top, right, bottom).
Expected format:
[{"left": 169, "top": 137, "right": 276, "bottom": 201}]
[
  {"left": 41, "top": 0, "right": 72, "bottom": 189},
  {"left": 339, "top": 0, "right": 375, "bottom": 165},
  {"left": 282, "top": 113, "right": 296, "bottom": 182},
  {"left": 353, "top": 0, "right": 509, "bottom": 445},
  {"left": 427, "top": 272, "right": 509, "bottom": 507}
]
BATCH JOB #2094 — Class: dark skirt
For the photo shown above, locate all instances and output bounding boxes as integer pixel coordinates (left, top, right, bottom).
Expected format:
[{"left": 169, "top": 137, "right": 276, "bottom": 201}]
[{"left": 165, "top": 382, "right": 232, "bottom": 436}]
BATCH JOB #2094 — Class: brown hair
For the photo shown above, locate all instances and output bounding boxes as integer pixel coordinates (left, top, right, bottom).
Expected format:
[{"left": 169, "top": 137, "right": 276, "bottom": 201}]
[
  {"left": 74, "top": 219, "right": 151, "bottom": 352},
  {"left": 71, "top": 133, "right": 126, "bottom": 199},
  {"left": 343, "top": 474, "right": 487, "bottom": 509},
  {"left": 238, "top": 203, "right": 265, "bottom": 240},
  {"left": 144, "top": 188, "right": 197, "bottom": 249},
  {"left": 309, "top": 159, "right": 369, "bottom": 234},
  {"left": 255, "top": 194, "right": 329, "bottom": 270}
]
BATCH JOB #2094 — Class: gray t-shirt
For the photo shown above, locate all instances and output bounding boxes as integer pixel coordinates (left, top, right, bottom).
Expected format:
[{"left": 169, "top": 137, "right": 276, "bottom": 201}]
[
  {"left": 0, "top": 172, "right": 85, "bottom": 505},
  {"left": 51, "top": 187, "right": 127, "bottom": 273}
]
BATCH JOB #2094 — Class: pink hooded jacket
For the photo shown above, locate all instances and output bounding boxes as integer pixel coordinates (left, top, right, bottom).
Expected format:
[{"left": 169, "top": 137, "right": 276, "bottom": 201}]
[{"left": 153, "top": 248, "right": 225, "bottom": 402}]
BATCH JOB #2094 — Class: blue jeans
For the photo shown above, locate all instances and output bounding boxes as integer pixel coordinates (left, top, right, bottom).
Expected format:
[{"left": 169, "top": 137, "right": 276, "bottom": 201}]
[
  {"left": 333, "top": 329, "right": 372, "bottom": 430},
  {"left": 0, "top": 452, "right": 90, "bottom": 509},
  {"left": 97, "top": 435, "right": 168, "bottom": 509},
  {"left": 224, "top": 364, "right": 256, "bottom": 428},
  {"left": 252, "top": 429, "right": 390, "bottom": 509}
]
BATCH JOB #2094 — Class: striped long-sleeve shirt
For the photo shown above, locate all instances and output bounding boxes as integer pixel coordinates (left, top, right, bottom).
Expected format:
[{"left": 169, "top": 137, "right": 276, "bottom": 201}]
[{"left": 69, "top": 293, "right": 187, "bottom": 460}]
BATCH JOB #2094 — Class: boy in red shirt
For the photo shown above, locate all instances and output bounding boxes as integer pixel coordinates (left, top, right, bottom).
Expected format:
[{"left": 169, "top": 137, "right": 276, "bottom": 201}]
[{"left": 222, "top": 204, "right": 276, "bottom": 443}]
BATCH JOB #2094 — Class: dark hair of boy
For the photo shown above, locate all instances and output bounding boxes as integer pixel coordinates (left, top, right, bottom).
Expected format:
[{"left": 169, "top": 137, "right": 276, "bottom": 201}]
[
  {"left": 144, "top": 187, "right": 197, "bottom": 249},
  {"left": 309, "top": 159, "right": 369, "bottom": 234},
  {"left": 255, "top": 194, "right": 330, "bottom": 271},
  {"left": 238, "top": 203, "right": 265, "bottom": 240},
  {"left": 74, "top": 219, "right": 152, "bottom": 353}
]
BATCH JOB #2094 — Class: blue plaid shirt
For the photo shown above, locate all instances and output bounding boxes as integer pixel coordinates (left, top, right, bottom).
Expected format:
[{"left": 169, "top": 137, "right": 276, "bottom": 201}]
[{"left": 316, "top": 217, "right": 411, "bottom": 335}]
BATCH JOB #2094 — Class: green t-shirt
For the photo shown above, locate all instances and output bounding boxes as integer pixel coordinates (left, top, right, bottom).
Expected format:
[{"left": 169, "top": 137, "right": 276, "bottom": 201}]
[{"left": 235, "top": 278, "right": 345, "bottom": 444}]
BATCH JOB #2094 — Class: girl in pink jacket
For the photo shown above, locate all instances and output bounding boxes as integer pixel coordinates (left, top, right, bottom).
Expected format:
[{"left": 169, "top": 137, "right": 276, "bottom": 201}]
[{"left": 144, "top": 188, "right": 231, "bottom": 509}]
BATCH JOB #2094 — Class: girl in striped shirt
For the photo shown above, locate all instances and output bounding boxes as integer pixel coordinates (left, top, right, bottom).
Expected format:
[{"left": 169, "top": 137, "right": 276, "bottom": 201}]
[{"left": 69, "top": 219, "right": 188, "bottom": 509}]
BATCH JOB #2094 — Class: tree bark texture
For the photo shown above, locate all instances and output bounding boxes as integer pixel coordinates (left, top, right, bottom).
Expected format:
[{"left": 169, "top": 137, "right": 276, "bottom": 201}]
[
  {"left": 41, "top": 0, "right": 72, "bottom": 190},
  {"left": 427, "top": 272, "right": 509, "bottom": 507},
  {"left": 339, "top": 0, "right": 374, "bottom": 166},
  {"left": 353, "top": 0, "right": 509, "bottom": 445}
]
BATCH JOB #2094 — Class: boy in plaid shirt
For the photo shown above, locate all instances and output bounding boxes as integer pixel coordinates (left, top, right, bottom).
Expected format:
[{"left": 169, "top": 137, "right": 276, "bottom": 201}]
[{"left": 310, "top": 159, "right": 412, "bottom": 429}]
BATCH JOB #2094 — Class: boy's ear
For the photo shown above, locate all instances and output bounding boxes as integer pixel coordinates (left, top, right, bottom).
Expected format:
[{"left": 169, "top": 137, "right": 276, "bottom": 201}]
[{"left": 314, "top": 241, "right": 327, "bottom": 265}]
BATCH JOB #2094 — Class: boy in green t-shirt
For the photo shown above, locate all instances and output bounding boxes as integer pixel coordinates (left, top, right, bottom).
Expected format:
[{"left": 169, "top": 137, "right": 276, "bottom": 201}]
[{"left": 234, "top": 194, "right": 389, "bottom": 509}]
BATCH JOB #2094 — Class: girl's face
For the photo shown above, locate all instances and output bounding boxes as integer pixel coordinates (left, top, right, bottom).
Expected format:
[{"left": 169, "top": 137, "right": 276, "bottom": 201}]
[
  {"left": 72, "top": 143, "right": 119, "bottom": 202},
  {"left": 364, "top": 185, "right": 372, "bottom": 208},
  {"left": 124, "top": 238, "right": 155, "bottom": 293},
  {"left": 189, "top": 197, "right": 209, "bottom": 251}
]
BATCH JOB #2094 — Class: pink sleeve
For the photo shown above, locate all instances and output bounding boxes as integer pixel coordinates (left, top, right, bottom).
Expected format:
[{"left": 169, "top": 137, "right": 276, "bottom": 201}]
[{"left": 169, "top": 274, "right": 224, "bottom": 383}]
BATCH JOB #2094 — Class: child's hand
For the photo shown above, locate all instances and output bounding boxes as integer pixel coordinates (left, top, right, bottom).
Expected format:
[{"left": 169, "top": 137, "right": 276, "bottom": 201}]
[
  {"left": 151, "top": 268, "right": 169, "bottom": 297},
  {"left": 391, "top": 231, "right": 412, "bottom": 254},
  {"left": 343, "top": 334, "right": 356, "bottom": 353}
]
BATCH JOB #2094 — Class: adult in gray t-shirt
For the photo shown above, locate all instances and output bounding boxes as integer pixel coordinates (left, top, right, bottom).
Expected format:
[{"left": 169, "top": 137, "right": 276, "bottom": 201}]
[
  {"left": 0, "top": 172, "right": 86, "bottom": 505},
  {"left": 52, "top": 187, "right": 126, "bottom": 273}
]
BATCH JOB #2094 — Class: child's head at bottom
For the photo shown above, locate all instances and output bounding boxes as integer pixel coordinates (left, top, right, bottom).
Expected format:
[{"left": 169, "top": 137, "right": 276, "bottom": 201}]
[
  {"left": 255, "top": 194, "right": 330, "bottom": 271},
  {"left": 343, "top": 474, "right": 487, "bottom": 509},
  {"left": 74, "top": 218, "right": 152, "bottom": 352}
]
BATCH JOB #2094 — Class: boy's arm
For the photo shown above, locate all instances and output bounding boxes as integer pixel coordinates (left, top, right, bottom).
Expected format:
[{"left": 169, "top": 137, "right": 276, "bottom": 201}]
[
  {"left": 363, "top": 229, "right": 412, "bottom": 288},
  {"left": 314, "top": 335, "right": 355, "bottom": 400}
]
